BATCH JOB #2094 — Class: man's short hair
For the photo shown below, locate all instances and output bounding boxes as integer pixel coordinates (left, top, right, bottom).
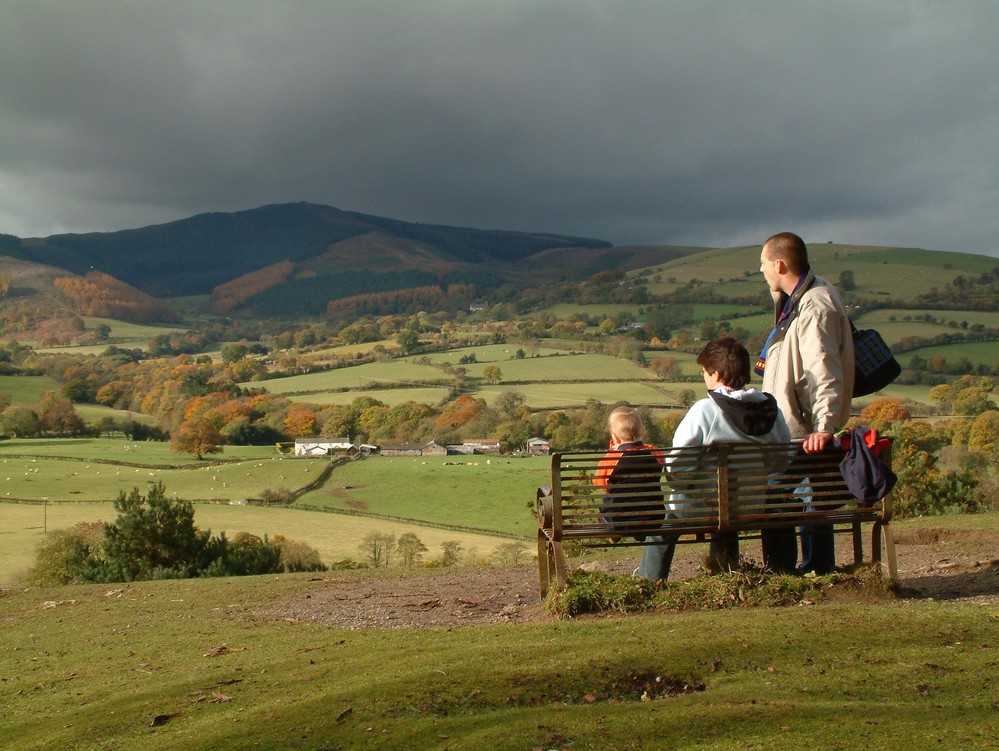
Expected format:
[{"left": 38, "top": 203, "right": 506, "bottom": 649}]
[
  {"left": 763, "top": 231, "right": 810, "bottom": 276},
  {"left": 607, "top": 406, "right": 645, "bottom": 442},
  {"left": 697, "top": 336, "right": 751, "bottom": 390}
]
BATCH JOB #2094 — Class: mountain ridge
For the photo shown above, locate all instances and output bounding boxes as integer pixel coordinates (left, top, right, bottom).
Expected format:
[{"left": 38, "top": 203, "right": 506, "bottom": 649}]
[{"left": 4, "top": 202, "right": 615, "bottom": 298}]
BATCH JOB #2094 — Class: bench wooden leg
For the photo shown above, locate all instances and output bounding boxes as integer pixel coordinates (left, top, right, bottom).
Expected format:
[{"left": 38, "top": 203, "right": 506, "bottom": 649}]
[
  {"left": 537, "top": 530, "right": 568, "bottom": 599},
  {"left": 851, "top": 521, "right": 864, "bottom": 566},
  {"left": 872, "top": 521, "right": 899, "bottom": 582},
  {"left": 537, "top": 530, "right": 552, "bottom": 598}
]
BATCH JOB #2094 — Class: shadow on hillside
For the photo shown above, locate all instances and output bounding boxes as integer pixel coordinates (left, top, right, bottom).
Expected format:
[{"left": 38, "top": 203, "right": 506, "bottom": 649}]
[{"left": 899, "top": 566, "right": 999, "bottom": 601}]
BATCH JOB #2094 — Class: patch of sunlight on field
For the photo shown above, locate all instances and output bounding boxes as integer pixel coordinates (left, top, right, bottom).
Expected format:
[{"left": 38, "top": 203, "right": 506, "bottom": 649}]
[
  {"left": 420, "top": 343, "right": 563, "bottom": 363},
  {"left": 0, "top": 454, "right": 323, "bottom": 502},
  {"left": 856, "top": 308, "right": 999, "bottom": 330},
  {"left": 472, "top": 381, "right": 674, "bottom": 409},
  {"left": 0, "top": 438, "right": 277, "bottom": 463},
  {"left": 0, "top": 374, "right": 61, "bottom": 405},
  {"left": 903, "top": 340, "right": 999, "bottom": 369},
  {"left": 307, "top": 339, "right": 397, "bottom": 358},
  {"left": 32, "top": 318, "right": 187, "bottom": 354},
  {"left": 466, "top": 352, "right": 652, "bottom": 381},
  {"left": 542, "top": 303, "right": 642, "bottom": 319},
  {"left": 248, "top": 361, "right": 444, "bottom": 395},
  {"left": 0, "top": 502, "right": 514, "bottom": 585},
  {"left": 34, "top": 344, "right": 147, "bottom": 355},
  {"left": 81, "top": 317, "right": 186, "bottom": 338},
  {"left": 288, "top": 388, "right": 451, "bottom": 406},
  {"left": 74, "top": 404, "right": 155, "bottom": 424},
  {"left": 853, "top": 383, "right": 935, "bottom": 406},
  {"left": 301, "top": 454, "right": 548, "bottom": 536}
]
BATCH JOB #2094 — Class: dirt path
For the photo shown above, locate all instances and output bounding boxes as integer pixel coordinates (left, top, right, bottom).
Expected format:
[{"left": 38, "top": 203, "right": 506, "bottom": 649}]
[{"left": 257, "top": 528, "right": 999, "bottom": 630}]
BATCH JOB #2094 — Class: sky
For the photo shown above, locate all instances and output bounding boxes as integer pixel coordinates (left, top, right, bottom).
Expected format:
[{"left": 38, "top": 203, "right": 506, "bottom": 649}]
[{"left": 2, "top": 1, "right": 998, "bottom": 257}]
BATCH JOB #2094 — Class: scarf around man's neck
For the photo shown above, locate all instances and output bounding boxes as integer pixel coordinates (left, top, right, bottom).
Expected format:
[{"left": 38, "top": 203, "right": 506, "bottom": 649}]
[{"left": 754, "top": 272, "right": 811, "bottom": 377}]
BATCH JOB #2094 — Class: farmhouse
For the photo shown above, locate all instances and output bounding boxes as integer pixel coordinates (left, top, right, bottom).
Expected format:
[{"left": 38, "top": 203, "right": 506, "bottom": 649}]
[
  {"left": 294, "top": 437, "right": 357, "bottom": 457},
  {"left": 526, "top": 437, "right": 551, "bottom": 455},
  {"left": 461, "top": 438, "right": 501, "bottom": 454},
  {"left": 381, "top": 440, "right": 447, "bottom": 457}
]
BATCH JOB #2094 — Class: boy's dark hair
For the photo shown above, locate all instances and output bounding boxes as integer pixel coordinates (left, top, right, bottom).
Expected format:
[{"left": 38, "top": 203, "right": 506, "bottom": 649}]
[{"left": 696, "top": 336, "right": 751, "bottom": 390}]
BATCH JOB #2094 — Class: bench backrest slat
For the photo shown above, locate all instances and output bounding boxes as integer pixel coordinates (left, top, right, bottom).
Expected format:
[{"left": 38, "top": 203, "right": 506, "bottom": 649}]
[{"left": 545, "top": 441, "right": 891, "bottom": 540}]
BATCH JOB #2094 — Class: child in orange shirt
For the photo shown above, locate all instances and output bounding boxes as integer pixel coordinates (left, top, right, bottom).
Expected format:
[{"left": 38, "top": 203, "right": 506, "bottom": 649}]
[{"left": 593, "top": 406, "right": 666, "bottom": 542}]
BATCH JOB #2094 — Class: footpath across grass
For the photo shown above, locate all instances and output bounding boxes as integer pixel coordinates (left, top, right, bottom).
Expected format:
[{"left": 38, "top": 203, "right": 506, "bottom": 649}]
[{"left": 1, "top": 572, "right": 996, "bottom": 751}]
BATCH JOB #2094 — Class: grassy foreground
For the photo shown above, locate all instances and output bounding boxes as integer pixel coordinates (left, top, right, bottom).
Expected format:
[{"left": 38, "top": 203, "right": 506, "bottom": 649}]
[{"left": 1, "top": 572, "right": 996, "bottom": 751}]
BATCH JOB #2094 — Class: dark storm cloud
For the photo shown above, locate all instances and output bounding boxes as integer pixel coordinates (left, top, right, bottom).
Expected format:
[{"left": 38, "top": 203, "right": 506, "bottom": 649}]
[{"left": 2, "top": 1, "right": 998, "bottom": 255}]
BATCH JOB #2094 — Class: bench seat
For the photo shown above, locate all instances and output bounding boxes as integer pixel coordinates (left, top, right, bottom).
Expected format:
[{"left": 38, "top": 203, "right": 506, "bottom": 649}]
[{"left": 536, "top": 441, "right": 896, "bottom": 596}]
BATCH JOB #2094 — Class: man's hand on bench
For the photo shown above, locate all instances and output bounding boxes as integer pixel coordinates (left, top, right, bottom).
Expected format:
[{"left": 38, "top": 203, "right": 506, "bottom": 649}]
[{"left": 802, "top": 431, "right": 834, "bottom": 453}]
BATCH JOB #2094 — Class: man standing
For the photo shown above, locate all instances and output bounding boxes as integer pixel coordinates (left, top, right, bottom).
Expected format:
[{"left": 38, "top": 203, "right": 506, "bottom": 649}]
[{"left": 756, "top": 232, "right": 854, "bottom": 574}]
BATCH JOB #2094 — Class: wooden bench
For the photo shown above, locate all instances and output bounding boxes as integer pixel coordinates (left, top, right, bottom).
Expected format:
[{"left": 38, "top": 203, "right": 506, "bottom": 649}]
[{"left": 535, "top": 441, "right": 896, "bottom": 596}]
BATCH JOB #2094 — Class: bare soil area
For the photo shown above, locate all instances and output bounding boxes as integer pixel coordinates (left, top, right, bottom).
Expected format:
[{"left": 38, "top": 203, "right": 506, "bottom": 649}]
[{"left": 257, "top": 528, "right": 999, "bottom": 630}]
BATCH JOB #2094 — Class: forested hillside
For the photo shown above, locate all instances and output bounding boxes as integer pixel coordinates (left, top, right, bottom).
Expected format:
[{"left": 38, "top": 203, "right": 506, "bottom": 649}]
[{"left": 5, "top": 203, "right": 612, "bottom": 297}]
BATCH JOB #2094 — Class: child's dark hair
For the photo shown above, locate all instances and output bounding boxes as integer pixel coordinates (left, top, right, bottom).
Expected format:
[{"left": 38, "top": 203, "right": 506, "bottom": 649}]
[{"left": 696, "top": 336, "right": 751, "bottom": 390}]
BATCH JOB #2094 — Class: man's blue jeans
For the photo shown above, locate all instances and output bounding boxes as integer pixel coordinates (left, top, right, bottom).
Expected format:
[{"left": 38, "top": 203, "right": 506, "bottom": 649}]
[
  {"left": 637, "top": 535, "right": 678, "bottom": 580},
  {"left": 762, "top": 474, "right": 836, "bottom": 574}
]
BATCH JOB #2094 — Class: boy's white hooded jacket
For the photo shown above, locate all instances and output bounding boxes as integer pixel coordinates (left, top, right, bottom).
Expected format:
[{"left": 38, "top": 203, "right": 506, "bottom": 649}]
[
  {"left": 671, "top": 385, "right": 790, "bottom": 451},
  {"left": 667, "top": 385, "right": 791, "bottom": 516}
]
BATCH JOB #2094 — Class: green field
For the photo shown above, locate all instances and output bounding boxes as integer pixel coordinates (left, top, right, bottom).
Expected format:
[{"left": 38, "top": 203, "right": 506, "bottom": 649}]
[
  {"left": 462, "top": 352, "right": 651, "bottom": 382},
  {"left": 299, "top": 455, "right": 547, "bottom": 537},
  {"left": 287, "top": 386, "right": 452, "bottom": 407},
  {"left": 307, "top": 338, "right": 397, "bottom": 358},
  {"left": 856, "top": 307, "right": 999, "bottom": 331},
  {"left": 31, "top": 317, "right": 186, "bottom": 354},
  {"left": 853, "top": 383, "right": 935, "bottom": 406},
  {"left": 854, "top": 308, "right": 999, "bottom": 356},
  {"left": 0, "top": 437, "right": 275, "bottom": 463},
  {"left": 0, "top": 501, "right": 515, "bottom": 586},
  {"left": 250, "top": 360, "right": 445, "bottom": 395},
  {"left": 542, "top": 303, "right": 645, "bottom": 319},
  {"left": 255, "top": 350, "right": 679, "bottom": 409},
  {"left": 638, "top": 244, "right": 999, "bottom": 305},
  {"left": 0, "top": 441, "right": 548, "bottom": 584},
  {"left": 485, "top": 381, "right": 675, "bottom": 408},
  {"left": 566, "top": 302, "right": 765, "bottom": 324},
  {"left": 0, "top": 454, "right": 319, "bottom": 503},
  {"left": 73, "top": 404, "right": 156, "bottom": 424},
  {"left": 0, "top": 374, "right": 62, "bottom": 405},
  {"left": 0, "top": 439, "right": 321, "bottom": 505},
  {"left": 421, "top": 343, "right": 564, "bottom": 364},
  {"left": 900, "top": 340, "right": 999, "bottom": 369}
]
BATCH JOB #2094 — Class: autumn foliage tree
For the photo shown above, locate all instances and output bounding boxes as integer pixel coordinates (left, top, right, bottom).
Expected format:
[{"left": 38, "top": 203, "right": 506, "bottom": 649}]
[
  {"left": 858, "top": 397, "right": 911, "bottom": 430},
  {"left": 171, "top": 414, "right": 224, "bottom": 459},
  {"left": 284, "top": 404, "right": 318, "bottom": 438},
  {"left": 210, "top": 260, "right": 295, "bottom": 314},
  {"left": 968, "top": 410, "right": 999, "bottom": 454},
  {"left": 54, "top": 271, "right": 179, "bottom": 323},
  {"left": 396, "top": 532, "right": 428, "bottom": 568},
  {"left": 482, "top": 365, "right": 503, "bottom": 384},
  {"left": 36, "top": 391, "right": 85, "bottom": 436}
]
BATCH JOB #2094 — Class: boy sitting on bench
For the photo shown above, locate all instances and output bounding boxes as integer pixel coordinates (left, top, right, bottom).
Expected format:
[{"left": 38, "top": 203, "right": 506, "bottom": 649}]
[{"left": 638, "top": 337, "right": 790, "bottom": 580}]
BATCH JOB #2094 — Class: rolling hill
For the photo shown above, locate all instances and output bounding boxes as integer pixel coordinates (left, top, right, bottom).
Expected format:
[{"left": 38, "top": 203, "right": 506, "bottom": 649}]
[
  {"left": 6, "top": 202, "right": 614, "bottom": 298},
  {"left": 1, "top": 203, "right": 711, "bottom": 318},
  {"left": 3, "top": 203, "right": 996, "bottom": 326}
]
